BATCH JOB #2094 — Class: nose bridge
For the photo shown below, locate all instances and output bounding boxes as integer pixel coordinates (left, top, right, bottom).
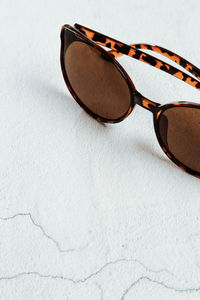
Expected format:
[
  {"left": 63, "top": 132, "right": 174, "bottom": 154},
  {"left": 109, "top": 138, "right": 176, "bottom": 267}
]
[{"left": 134, "top": 91, "right": 160, "bottom": 113}]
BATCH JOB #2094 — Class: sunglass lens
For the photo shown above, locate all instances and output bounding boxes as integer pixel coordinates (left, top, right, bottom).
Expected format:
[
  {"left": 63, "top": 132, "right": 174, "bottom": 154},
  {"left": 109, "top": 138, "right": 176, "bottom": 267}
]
[
  {"left": 64, "top": 37, "right": 132, "bottom": 120},
  {"left": 158, "top": 106, "right": 200, "bottom": 173}
]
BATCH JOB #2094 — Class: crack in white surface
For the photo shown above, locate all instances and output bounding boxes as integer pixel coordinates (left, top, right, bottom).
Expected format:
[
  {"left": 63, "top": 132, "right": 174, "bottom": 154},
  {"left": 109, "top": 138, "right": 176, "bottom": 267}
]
[
  {"left": 0, "top": 213, "right": 87, "bottom": 253},
  {"left": 0, "top": 264, "right": 199, "bottom": 297},
  {"left": 0, "top": 214, "right": 197, "bottom": 296},
  {"left": 120, "top": 276, "right": 200, "bottom": 299},
  {"left": 0, "top": 258, "right": 172, "bottom": 283},
  {"left": 134, "top": 259, "right": 174, "bottom": 276},
  {"left": 0, "top": 256, "right": 198, "bottom": 296}
]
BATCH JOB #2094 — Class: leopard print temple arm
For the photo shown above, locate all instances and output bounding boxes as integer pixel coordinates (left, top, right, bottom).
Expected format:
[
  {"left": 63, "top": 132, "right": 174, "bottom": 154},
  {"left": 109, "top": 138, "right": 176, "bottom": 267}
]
[
  {"left": 74, "top": 23, "right": 200, "bottom": 91},
  {"left": 109, "top": 44, "right": 200, "bottom": 80}
]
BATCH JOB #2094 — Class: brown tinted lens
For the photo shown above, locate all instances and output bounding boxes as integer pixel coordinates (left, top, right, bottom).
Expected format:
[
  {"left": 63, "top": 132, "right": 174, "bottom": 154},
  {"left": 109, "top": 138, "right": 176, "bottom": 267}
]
[
  {"left": 159, "top": 106, "right": 200, "bottom": 172},
  {"left": 64, "top": 41, "right": 131, "bottom": 120}
]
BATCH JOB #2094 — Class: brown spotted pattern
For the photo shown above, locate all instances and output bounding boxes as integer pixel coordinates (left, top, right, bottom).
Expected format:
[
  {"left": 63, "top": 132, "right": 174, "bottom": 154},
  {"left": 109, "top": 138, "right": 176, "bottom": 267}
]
[
  {"left": 110, "top": 44, "right": 200, "bottom": 80},
  {"left": 74, "top": 24, "right": 200, "bottom": 91}
]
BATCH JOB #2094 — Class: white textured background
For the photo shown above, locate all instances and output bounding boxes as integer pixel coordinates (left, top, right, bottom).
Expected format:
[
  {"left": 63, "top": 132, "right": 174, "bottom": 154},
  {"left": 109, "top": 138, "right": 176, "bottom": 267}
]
[{"left": 1, "top": 0, "right": 200, "bottom": 299}]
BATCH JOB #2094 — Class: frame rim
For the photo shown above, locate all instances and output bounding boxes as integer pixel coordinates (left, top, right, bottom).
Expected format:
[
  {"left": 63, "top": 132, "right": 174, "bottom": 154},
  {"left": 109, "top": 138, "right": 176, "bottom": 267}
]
[{"left": 60, "top": 25, "right": 137, "bottom": 124}]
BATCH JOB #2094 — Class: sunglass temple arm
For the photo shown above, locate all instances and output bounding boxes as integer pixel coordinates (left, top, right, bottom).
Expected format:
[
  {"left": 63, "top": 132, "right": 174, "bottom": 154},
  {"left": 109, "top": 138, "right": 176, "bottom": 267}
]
[{"left": 74, "top": 24, "right": 200, "bottom": 92}]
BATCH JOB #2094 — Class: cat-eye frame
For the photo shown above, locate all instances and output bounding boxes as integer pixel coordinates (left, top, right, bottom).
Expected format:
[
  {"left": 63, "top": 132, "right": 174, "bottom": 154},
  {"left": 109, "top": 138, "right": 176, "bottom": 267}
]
[{"left": 60, "top": 24, "right": 200, "bottom": 178}]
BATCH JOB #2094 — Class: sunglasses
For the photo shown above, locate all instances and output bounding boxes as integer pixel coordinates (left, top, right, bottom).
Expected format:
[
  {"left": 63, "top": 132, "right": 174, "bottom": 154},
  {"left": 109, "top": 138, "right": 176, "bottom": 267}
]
[{"left": 60, "top": 24, "right": 200, "bottom": 178}]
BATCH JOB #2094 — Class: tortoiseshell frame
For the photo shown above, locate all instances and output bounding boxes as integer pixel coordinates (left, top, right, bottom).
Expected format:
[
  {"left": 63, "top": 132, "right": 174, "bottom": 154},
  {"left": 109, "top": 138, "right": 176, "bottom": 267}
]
[{"left": 60, "top": 24, "right": 200, "bottom": 178}]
